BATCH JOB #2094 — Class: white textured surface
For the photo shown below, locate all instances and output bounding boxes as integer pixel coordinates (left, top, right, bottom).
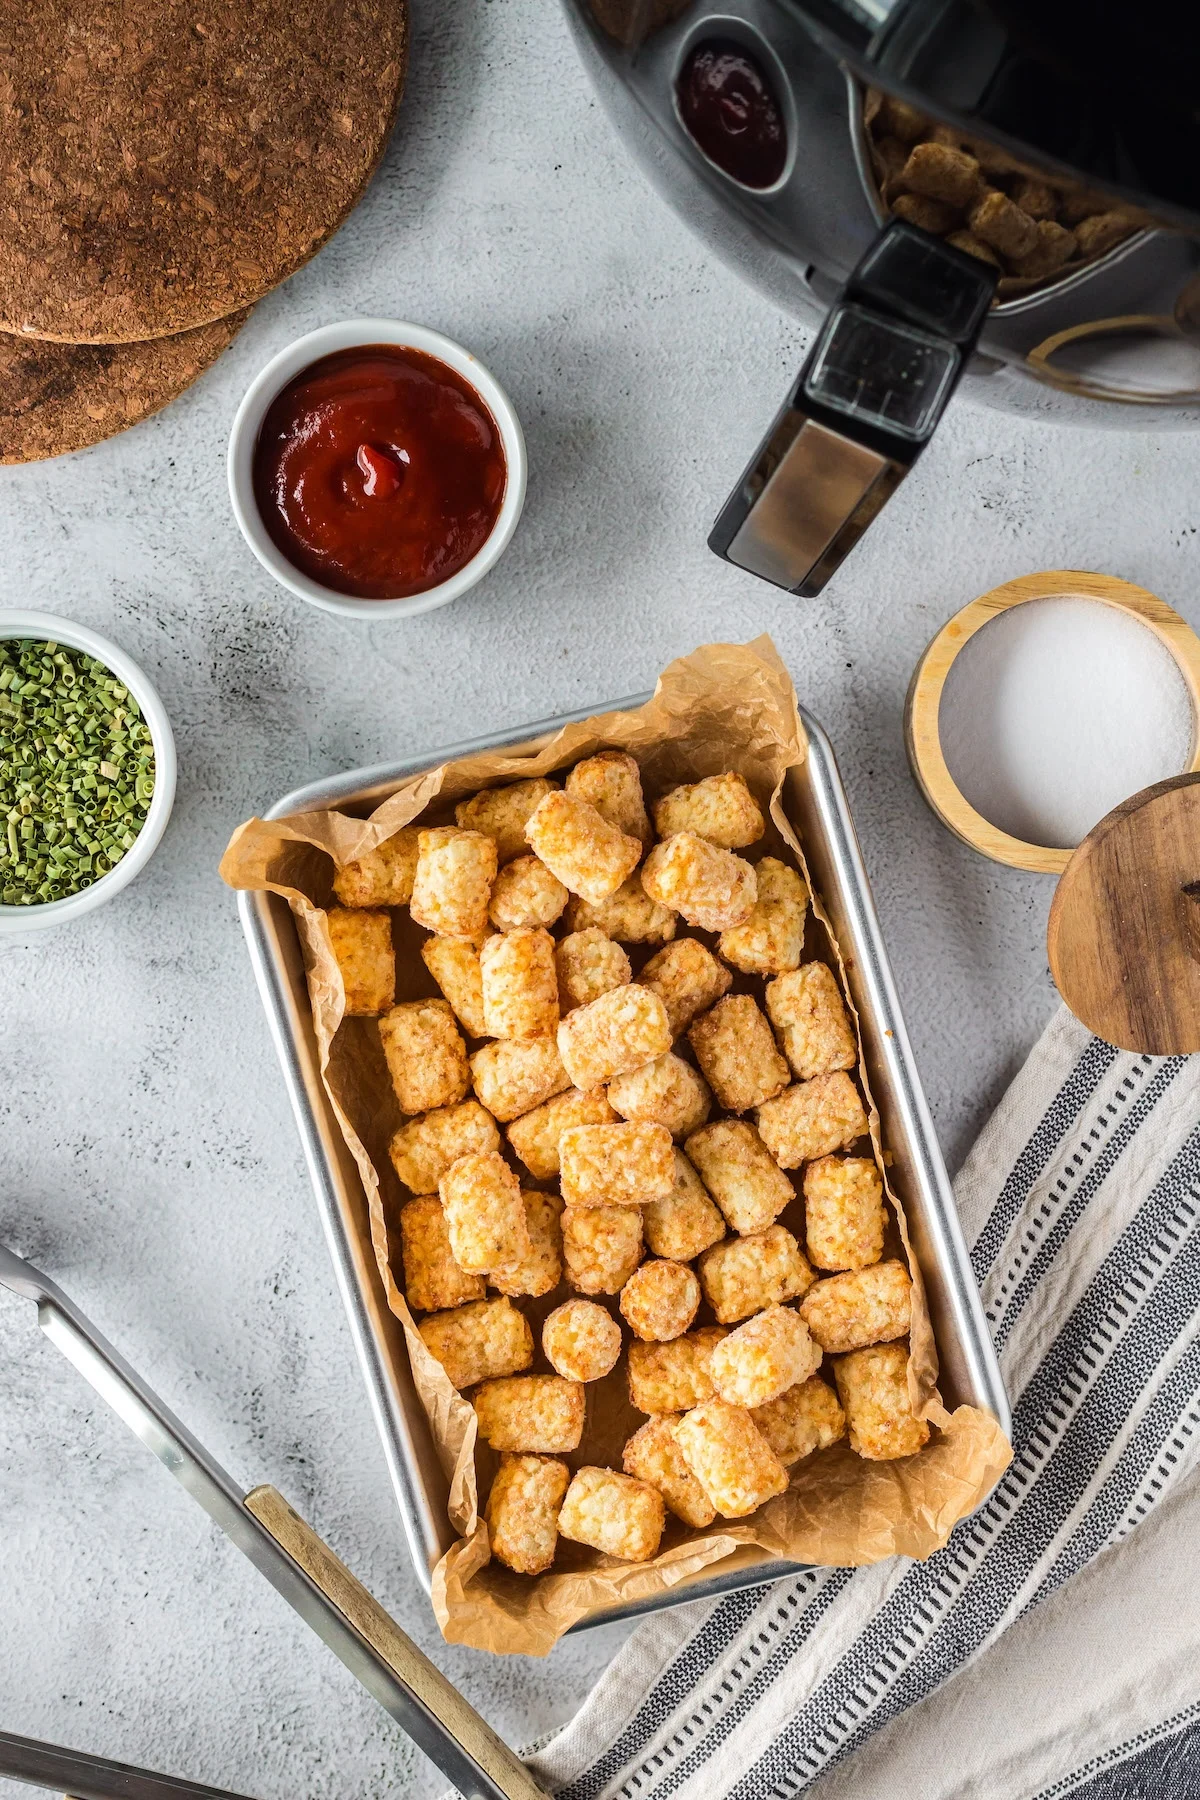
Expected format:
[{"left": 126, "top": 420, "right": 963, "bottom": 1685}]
[{"left": 1, "top": 1, "right": 1198, "bottom": 1795}]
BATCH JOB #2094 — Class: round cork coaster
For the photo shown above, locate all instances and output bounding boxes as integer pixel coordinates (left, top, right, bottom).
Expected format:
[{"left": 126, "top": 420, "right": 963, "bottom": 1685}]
[
  {"left": 0, "top": 309, "right": 251, "bottom": 462},
  {"left": 0, "top": 1, "right": 408, "bottom": 345}
]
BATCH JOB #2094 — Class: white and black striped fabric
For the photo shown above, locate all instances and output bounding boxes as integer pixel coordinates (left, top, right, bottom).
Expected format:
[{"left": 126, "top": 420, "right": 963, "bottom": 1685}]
[{"left": 532, "top": 1009, "right": 1200, "bottom": 1800}]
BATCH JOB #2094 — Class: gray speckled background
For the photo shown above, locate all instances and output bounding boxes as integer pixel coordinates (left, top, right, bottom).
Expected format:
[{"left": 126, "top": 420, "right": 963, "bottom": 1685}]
[{"left": 1, "top": 0, "right": 1197, "bottom": 1795}]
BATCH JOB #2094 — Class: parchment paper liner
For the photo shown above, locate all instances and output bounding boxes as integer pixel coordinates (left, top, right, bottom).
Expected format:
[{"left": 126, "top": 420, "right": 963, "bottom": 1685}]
[{"left": 221, "top": 638, "right": 1012, "bottom": 1655}]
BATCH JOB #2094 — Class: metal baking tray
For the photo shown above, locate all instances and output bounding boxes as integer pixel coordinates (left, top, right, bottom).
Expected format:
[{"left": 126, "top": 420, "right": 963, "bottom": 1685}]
[{"left": 237, "top": 695, "right": 1010, "bottom": 1632}]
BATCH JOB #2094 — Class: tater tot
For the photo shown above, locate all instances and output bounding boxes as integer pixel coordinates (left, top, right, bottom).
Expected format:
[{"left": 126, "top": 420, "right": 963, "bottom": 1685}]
[
  {"left": 557, "top": 1466, "right": 664, "bottom": 1561},
  {"left": 751, "top": 1376, "right": 846, "bottom": 1466},
  {"left": 641, "top": 833, "right": 756, "bottom": 933},
  {"left": 480, "top": 927, "right": 559, "bottom": 1040},
  {"left": 620, "top": 1259, "right": 700, "bottom": 1341},
  {"left": 418, "top": 1295, "right": 533, "bottom": 1390},
  {"left": 1074, "top": 210, "right": 1136, "bottom": 258},
  {"left": 491, "top": 1191, "right": 563, "bottom": 1298},
  {"left": 525, "top": 790, "right": 642, "bottom": 905},
  {"left": 486, "top": 1454, "right": 570, "bottom": 1575},
  {"left": 562, "top": 1205, "right": 644, "bottom": 1294},
  {"left": 565, "top": 876, "right": 678, "bottom": 946},
  {"left": 542, "top": 1297, "right": 623, "bottom": 1382},
  {"left": 755, "top": 1071, "right": 868, "bottom": 1169},
  {"left": 626, "top": 1326, "right": 728, "bottom": 1413},
  {"left": 717, "top": 857, "right": 808, "bottom": 977},
  {"left": 765, "top": 963, "right": 857, "bottom": 1082},
  {"left": 967, "top": 188, "right": 1038, "bottom": 259},
  {"left": 506, "top": 1085, "right": 617, "bottom": 1180},
  {"left": 559, "top": 1121, "right": 675, "bottom": 1208},
  {"left": 710, "top": 1306, "right": 821, "bottom": 1409},
  {"left": 410, "top": 828, "right": 497, "bottom": 942},
  {"left": 1008, "top": 218, "right": 1077, "bottom": 279},
  {"left": 891, "top": 192, "right": 959, "bottom": 234},
  {"left": 421, "top": 936, "right": 488, "bottom": 1038},
  {"left": 488, "top": 855, "right": 569, "bottom": 931},
  {"left": 800, "top": 1259, "right": 912, "bottom": 1353},
  {"left": 389, "top": 1099, "right": 500, "bottom": 1195},
  {"left": 557, "top": 983, "right": 672, "bottom": 1091},
  {"left": 642, "top": 1150, "right": 727, "bottom": 1262},
  {"left": 652, "top": 772, "right": 765, "bottom": 849},
  {"left": 685, "top": 1119, "right": 793, "bottom": 1235},
  {"left": 672, "top": 1401, "right": 789, "bottom": 1517},
  {"left": 333, "top": 827, "right": 420, "bottom": 907},
  {"left": 688, "top": 995, "right": 790, "bottom": 1113},
  {"left": 899, "top": 140, "right": 981, "bottom": 209},
  {"left": 697, "top": 1225, "right": 815, "bottom": 1324},
  {"left": 607, "top": 1051, "right": 711, "bottom": 1141},
  {"left": 639, "top": 937, "right": 733, "bottom": 1037},
  {"left": 456, "top": 778, "right": 558, "bottom": 865},
  {"left": 439, "top": 1151, "right": 531, "bottom": 1276},
  {"left": 327, "top": 908, "right": 395, "bottom": 1016},
  {"left": 833, "top": 1342, "right": 929, "bottom": 1460},
  {"left": 622, "top": 1414, "right": 716, "bottom": 1528},
  {"left": 473, "top": 1375, "right": 585, "bottom": 1453},
  {"left": 379, "top": 998, "right": 469, "bottom": 1114},
  {"left": 565, "top": 750, "right": 653, "bottom": 846},
  {"left": 804, "top": 1155, "right": 885, "bottom": 1271},
  {"left": 470, "top": 1036, "right": 571, "bottom": 1123},
  {"left": 399, "top": 1195, "right": 486, "bottom": 1312},
  {"left": 555, "top": 928, "right": 632, "bottom": 1012}
]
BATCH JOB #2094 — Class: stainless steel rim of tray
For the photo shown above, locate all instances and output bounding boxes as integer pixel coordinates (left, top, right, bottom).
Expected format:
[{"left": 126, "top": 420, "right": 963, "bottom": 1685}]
[{"left": 237, "top": 694, "right": 1011, "bottom": 1636}]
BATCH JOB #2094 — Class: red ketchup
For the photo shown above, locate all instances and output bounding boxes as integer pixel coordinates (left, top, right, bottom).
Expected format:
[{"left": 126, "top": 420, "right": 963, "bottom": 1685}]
[
  {"left": 677, "top": 40, "right": 788, "bottom": 190},
  {"left": 253, "top": 345, "right": 507, "bottom": 599}
]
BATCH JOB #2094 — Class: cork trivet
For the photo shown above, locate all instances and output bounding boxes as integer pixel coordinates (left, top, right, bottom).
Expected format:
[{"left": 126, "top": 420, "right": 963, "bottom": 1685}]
[
  {"left": 0, "top": 1, "right": 408, "bottom": 344},
  {"left": 0, "top": 309, "right": 251, "bottom": 462}
]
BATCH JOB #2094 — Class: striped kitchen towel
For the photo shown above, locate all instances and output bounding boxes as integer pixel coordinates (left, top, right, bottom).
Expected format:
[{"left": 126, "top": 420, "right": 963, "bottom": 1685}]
[{"left": 530, "top": 1007, "right": 1200, "bottom": 1800}]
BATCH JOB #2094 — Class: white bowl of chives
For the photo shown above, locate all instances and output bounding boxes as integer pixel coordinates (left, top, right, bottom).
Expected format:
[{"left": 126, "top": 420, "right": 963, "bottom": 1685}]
[{"left": 0, "top": 611, "right": 176, "bottom": 934}]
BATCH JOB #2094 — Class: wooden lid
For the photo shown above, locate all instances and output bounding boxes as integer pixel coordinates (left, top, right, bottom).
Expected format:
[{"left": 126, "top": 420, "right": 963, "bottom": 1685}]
[{"left": 1048, "top": 772, "right": 1200, "bottom": 1053}]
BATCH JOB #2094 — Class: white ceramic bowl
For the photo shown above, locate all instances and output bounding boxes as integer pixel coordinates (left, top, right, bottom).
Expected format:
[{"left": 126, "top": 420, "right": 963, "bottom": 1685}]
[
  {"left": 227, "top": 319, "right": 528, "bottom": 620},
  {"left": 0, "top": 611, "right": 177, "bottom": 935}
]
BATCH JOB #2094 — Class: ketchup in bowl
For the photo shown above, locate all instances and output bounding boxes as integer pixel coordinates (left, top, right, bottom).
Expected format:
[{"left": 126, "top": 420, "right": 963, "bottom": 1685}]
[{"left": 252, "top": 344, "right": 507, "bottom": 600}]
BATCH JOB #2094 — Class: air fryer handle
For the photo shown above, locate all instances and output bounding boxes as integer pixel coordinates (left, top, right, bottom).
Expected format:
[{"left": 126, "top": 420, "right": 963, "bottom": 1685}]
[{"left": 709, "top": 221, "right": 997, "bottom": 597}]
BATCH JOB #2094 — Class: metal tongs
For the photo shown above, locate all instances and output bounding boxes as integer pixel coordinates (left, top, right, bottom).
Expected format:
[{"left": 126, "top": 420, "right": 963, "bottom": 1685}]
[{"left": 0, "top": 1243, "right": 546, "bottom": 1800}]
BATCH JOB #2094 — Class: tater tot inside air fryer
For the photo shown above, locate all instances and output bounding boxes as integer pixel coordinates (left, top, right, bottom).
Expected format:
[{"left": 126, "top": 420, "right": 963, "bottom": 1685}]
[
  {"left": 620, "top": 1259, "right": 700, "bottom": 1341},
  {"left": 456, "top": 778, "right": 558, "bottom": 864},
  {"left": 378, "top": 998, "right": 469, "bottom": 1114},
  {"left": 833, "top": 1342, "right": 929, "bottom": 1460},
  {"left": 488, "top": 855, "right": 569, "bottom": 931},
  {"left": 389, "top": 1099, "right": 500, "bottom": 1195},
  {"left": 709, "top": 1306, "right": 821, "bottom": 1409},
  {"left": 642, "top": 1151, "right": 727, "bottom": 1262},
  {"left": 328, "top": 908, "right": 395, "bottom": 1016},
  {"left": 333, "top": 827, "right": 420, "bottom": 907},
  {"left": 491, "top": 1191, "right": 563, "bottom": 1298},
  {"left": 717, "top": 857, "right": 808, "bottom": 977},
  {"left": 803, "top": 1155, "right": 885, "bottom": 1271},
  {"left": 557, "top": 984, "right": 672, "bottom": 1091},
  {"left": 562, "top": 1205, "right": 644, "bottom": 1295},
  {"left": 765, "top": 963, "right": 857, "bottom": 1082},
  {"left": 409, "top": 828, "right": 497, "bottom": 941},
  {"left": 622, "top": 1414, "right": 716, "bottom": 1528},
  {"left": 755, "top": 1071, "right": 868, "bottom": 1169},
  {"left": 421, "top": 936, "right": 488, "bottom": 1039},
  {"left": 672, "top": 1401, "right": 789, "bottom": 1517},
  {"left": 473, "top": 1375, "right": 586, "bottom": 1453},
  {"left": 652, "top": 772, "right": 765, "bottom": 849},
  {"left": 555, "top": 928, "right": 632, "bottom": 1012},
  {"left": 684, "top": 1119, "right": 794, "bottom": 1236},
  {"left": 607, "top": 1051, "right": 711, "bottom": 1141},
  {"left": 417, "top": 1296, "right": 533, "bottom": 1390},
  {"left": 751, "top": 1376, "right": 846, "bottom": 1466},
  {"left": 559, "top": 1122, "right": 675, "bottom": 1208},
  {"left": 801, "top": 1259, "right": 913, "bottom": 1354},
  {"left": 639, "top": 937, "right": 733, "bottom": 1036},
  {"left": 565, "top": 876, "right": 678, "bottom": 946},
  {"left": 480, "top": 927, "right": 559, "bottom": 1040},
  {"left": 542, "top": 1298, "right": 623, "bottom": 1382},
  {"left": 470, "top": 1036, "right": 571, "bottom": 1122},
  {"left": 506, "top": 1085, "right": 617, "bottom": 1181},
  {"left": 565, "top": 751, "right": 653, "bottom": 846},
  {"left": 641, "top": 833, "right": 756, "bottom": 933},
  {"left": 399, "top": 1195, "right": 486, "bottom": 1313},
  {"left": 698, "top": 1225, "right": 815, "bottom": 1324},
  {"left": 558, "top": 1467, "right": 665, "bottom": 1562},
  {"left": 438, "top": 1150, "right": 531, "bottom": 1276},
  {"left": 525, "top": 790, "right": 642, "bottom": 906},
  {"left": 486, "top": 1454, "right": 570, "bottom": 1575},
  {"left": 626, "top": 1327, "right": 727, "bottom": 1413},
  {"left": 688, "top": 995, "right": 790, "bottom": 1114}
]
